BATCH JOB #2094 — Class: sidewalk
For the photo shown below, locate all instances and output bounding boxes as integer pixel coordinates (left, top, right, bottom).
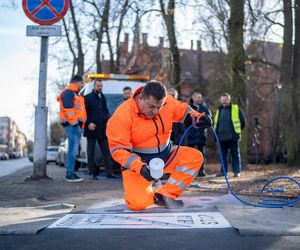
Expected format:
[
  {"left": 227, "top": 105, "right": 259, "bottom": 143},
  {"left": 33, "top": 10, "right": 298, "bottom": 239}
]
[
  {"left": 0, "top": 163, "right": 124, "bottom": 211},
  {"left": 0, "top": 162, "right": 299, "bottom": 210}
]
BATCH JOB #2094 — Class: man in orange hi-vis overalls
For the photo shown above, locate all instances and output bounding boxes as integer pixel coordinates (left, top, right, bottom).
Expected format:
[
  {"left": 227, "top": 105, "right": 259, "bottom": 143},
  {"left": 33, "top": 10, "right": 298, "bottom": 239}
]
[
  {"left": 106, "top": 80, "right": 212, "bottom": 210},
  {"left": 57, "top": 75, "right": 86, "bottom": 182}
]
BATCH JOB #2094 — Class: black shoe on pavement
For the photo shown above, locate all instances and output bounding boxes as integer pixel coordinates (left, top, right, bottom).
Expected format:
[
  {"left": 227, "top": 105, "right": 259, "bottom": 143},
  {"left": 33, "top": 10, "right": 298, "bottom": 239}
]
[
  {"left": 65, "top": 174, "right": 83, "bottom": 182},
  {"left": 90, "top": 175, "right": 100, "bottom": 180},
  {"left": 198, "top": 169, "right": 206, "bottom": 177},
  {"left": 154, "top": 193, "right": 184, "bottom": 209}
]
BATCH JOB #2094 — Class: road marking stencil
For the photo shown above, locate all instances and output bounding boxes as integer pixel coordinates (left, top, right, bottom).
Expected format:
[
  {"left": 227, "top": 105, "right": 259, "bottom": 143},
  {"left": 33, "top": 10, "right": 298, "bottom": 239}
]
[{"left": 48, "top": 212, "right": 231, "bottom": 229}]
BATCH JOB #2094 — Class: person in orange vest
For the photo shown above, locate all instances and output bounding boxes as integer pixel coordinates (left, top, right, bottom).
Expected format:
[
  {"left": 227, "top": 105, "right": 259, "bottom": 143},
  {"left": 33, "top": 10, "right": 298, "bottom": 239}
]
[
  {"left": 57, "top": 75, "right": 86, "bottom": 182},
  {"left": 106, "top": 80, "right": 212, "bottom": 210}
]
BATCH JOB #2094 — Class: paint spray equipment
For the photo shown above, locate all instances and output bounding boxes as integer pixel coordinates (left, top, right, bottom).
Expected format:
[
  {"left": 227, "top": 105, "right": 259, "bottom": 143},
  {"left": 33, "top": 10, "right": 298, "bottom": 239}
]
[{"left": 149, "top": 158, "right": 164, "bottom": 188}]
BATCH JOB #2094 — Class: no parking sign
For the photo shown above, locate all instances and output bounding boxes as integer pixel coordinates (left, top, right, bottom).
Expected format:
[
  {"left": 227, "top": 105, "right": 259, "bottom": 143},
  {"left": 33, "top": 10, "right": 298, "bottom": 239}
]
[{"left": 22, "top": 0, "right": 69, "bottom": 25}]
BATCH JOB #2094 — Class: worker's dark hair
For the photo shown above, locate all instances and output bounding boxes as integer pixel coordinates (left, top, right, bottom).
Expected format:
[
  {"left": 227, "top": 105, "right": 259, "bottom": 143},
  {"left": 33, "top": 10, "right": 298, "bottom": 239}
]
[
  {"left": 70, "top": 75, "right": 83, "bottom": 83},
  {"left": 141, "top": 80, "right": 167, "bottom": 100},
  {"left": 123, "top": 86, "right": 132, "bottom": 92}
]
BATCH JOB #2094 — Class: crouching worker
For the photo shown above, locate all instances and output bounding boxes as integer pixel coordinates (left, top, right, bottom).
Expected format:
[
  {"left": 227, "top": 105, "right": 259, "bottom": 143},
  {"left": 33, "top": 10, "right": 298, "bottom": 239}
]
[{"left": 106, "top": 80, "right": 212, "bottom": 210}]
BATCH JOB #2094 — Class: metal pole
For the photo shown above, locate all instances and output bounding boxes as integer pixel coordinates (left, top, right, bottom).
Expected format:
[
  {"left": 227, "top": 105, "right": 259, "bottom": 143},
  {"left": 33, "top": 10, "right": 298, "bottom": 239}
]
[{"left": 31, "top": 36, "right": 50, "bottom": 180}]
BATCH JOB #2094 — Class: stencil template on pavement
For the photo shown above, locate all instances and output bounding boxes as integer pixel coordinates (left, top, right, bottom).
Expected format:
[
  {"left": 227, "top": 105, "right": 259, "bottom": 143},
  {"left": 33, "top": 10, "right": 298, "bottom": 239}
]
[{"left": 48, "top": 212, "right": 231, "bottom": 229}]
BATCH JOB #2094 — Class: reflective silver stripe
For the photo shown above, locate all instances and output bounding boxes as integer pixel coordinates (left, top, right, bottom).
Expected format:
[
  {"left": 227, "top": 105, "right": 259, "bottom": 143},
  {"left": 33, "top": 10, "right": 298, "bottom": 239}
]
[
  {"left": 179, "top": 107, "right": 193, "bottom": 123},
  {"left": 66, "top": 111, "right": 75, "bottom": 117},
  {"left": 167, "top": 177, "right": 186, "bottom": 191},
  {"left": 125, "top": 154, "right": 139, "bottom": 169},
  {"left": 60, "top": 118, "right": 67, "bottom": 122},
  {"left": 175, "top": 166, "right": 197, "bottom": 177},
  {"left": 133, "top": 141, "right": 169, "bottom": 154},
  {"left": 110, "top": 146, "right": 133, "bottom": 155},
  {"left": 70, "top": 121, "right": 78, "bottom": 125}
]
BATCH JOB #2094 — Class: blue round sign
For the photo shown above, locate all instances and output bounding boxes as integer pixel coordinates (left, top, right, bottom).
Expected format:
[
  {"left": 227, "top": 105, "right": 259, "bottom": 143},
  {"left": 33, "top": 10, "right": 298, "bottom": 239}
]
[{"left": 22, "top": 0, "right": 69, "bottom": 25}]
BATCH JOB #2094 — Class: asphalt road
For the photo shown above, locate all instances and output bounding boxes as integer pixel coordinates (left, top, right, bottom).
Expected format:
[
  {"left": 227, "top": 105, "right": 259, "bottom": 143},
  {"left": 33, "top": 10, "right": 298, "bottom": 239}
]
[
  {"left": 1, "top": 228, "right": 300, "bottom": 250},
  {"left": 0, "top": 160, "right": 299, "bottom": 250},
  {"left": 0, "top": 158, "right": 32, "bottom": 177}
]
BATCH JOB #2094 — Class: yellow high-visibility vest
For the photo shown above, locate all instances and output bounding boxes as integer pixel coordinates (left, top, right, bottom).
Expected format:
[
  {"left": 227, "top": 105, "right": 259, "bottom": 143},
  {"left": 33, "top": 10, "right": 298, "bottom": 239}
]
[{"left": 214, "top": 104, "right": 241, "bottom": 134}]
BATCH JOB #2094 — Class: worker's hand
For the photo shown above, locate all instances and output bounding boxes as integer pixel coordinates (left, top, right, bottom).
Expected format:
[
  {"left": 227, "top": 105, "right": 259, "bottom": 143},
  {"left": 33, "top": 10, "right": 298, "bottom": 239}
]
[
  {"left": 140, "top": 165, "right": 155, "bottom": 182},
  {"left": 197, "top": 114, "right": 212, "bottom": 127},
  {"left": 88, "top": 123, "right": 97, "bottom": 131}
]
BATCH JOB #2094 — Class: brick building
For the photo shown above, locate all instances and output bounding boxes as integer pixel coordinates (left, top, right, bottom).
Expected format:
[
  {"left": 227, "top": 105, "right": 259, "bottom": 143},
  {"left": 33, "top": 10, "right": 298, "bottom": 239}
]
[{"left": 0, "top": 116, "right": 27, "bottom": 157}]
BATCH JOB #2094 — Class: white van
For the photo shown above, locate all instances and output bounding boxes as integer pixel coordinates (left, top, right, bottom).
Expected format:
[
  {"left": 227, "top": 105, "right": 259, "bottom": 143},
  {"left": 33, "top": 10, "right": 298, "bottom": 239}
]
[{"left": 76, "top": 74, "right": 148, "bottom": 165}]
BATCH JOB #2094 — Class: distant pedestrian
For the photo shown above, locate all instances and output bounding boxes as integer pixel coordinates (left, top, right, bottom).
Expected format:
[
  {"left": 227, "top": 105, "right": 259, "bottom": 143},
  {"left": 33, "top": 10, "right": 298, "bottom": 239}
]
[
  {"left": 214, "top": 93, "right": 246, "bottom": 177},
  {"left": 57, "top": 75, "right": 86, "bottom": 182},
  {"left": 167, "top": 88, "right": 186, "bottom": 145},
  {"left": 187, "top": 92, "right": 212, "bottom": 177},
  {"left": 112, "top": 86, "right": 132, "bottom": 114},
  {"left": 122, "top": 86, "right": 132, "bottom": 101},
  {"left": 84, "top": 79, "right": 118, "bottom": 180}
]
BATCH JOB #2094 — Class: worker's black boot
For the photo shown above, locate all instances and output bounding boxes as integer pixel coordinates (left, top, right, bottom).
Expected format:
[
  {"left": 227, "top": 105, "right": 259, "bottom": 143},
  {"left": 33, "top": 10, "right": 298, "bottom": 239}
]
[{"left": 154, "top": 193, "right": 184, "bottom": 209}]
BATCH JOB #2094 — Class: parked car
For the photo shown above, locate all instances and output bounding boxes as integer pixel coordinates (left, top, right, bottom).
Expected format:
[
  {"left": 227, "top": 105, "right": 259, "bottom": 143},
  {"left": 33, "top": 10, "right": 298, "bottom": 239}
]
[
  {"left": 8, "top": 151, "right": 20, "bottom": 159},
  {"left": 47, "top": 146, "right": 59, "bottom": 163},
  {"left": 56, "top": 138, "right": 103, "bottom": 170},
  {"left": 0, "top": 152, "right": 9, "bottom": 160},
  {"left": 28, "top": 152, "right": 33, "bottom": 162}
]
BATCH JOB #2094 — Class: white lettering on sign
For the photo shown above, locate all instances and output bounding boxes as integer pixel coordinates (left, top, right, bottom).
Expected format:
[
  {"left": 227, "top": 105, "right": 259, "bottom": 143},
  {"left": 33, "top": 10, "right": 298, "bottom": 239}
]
[{"left": 26, "top": 25, "right": 62, "bottom": 37}]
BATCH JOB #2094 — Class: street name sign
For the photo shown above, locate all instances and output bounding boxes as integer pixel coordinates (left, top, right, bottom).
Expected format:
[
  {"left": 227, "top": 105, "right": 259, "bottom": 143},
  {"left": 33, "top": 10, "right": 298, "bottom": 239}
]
[
  {"left": 26, "top": 25, "right": 62, "bottom": 37},
  {"left": 22, "top": 0, "right": 69, "bottom": 25}
]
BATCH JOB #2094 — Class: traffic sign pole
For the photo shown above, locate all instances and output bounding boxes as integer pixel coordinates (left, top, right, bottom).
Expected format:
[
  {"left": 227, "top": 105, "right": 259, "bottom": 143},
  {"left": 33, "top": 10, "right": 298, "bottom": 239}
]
[
  {"left": 32, "top": 36, "right": 50, "bottom": 180},
  {"left": 22, "top": 0, "right": 70, "bottom": 180}
]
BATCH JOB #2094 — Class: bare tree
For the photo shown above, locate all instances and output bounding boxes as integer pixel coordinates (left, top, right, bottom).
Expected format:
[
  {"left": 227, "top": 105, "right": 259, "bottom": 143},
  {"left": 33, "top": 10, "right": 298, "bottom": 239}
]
[
  {"left": 280, "top": 0, "right": 300, "bottom": 165},
  {"left": 115, "top": 0, "right": 130, "bottom": 73},
  {"left": 291, "top": 0, "right": 300, "bottom": 164},
  {"left": 159, "top": 0, "right": 181, "bottom": 97},
  {"left": 228, "top": 0, "right": 247, "bottom": 168},
  {"left": 228, "top": 0, "right": 246, "bottom": 103},
  {"left": 69, "top": 0, "right": 84, "bottom": 75}
]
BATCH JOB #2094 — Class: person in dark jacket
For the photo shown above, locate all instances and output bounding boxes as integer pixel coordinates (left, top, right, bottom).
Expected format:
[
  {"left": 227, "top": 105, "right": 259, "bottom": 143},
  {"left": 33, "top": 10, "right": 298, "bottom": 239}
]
[
  {"left": 84, "top": 79, "right": 117, "bottom": 179},
  {"left": 187, "top": 92, "right": 212, "bottom": 176},
  {"left": 214, "top": 93, "right": 246, "bottom": 177}
]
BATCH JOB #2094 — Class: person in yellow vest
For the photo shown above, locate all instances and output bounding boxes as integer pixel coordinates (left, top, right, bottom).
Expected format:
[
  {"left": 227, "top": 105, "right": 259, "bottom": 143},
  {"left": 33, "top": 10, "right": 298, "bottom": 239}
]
[
  {"left": 57, "top": 75, "right": 86, "bottom": 182},
  {"left": 214, "top": 93, "right": 245, "bottom": 177}
]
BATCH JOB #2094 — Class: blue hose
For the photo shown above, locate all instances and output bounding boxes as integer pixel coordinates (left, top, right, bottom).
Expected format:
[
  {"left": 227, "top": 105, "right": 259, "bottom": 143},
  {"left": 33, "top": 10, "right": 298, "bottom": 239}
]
[{"left": 166, "top": 121, "right": 300, "bottom": 208}]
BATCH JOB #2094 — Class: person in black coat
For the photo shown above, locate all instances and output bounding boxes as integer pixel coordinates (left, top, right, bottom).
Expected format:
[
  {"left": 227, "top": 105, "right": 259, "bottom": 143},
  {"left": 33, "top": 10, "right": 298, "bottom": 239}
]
[
  {"left": 187, "top": 92, "right": 212, "bottom": 177},
  {"left": 84, "top": 79, "right": 117, "bottom": 179}
]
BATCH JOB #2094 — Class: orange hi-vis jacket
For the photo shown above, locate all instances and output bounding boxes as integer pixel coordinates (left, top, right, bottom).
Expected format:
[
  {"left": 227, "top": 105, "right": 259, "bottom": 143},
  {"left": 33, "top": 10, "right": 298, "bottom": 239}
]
[
  {"left": 106, "top": 87, "right": 203, "bottom": 173},
  {"left": 57, "top": 83, "right": 86, "bottom": 128}
]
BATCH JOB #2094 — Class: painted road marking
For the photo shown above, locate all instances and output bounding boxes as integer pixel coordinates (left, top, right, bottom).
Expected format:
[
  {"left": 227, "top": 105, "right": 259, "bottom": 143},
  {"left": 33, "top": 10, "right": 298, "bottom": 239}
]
[{"left": 48, "top": 212, "right": 231, "bottom": 229}]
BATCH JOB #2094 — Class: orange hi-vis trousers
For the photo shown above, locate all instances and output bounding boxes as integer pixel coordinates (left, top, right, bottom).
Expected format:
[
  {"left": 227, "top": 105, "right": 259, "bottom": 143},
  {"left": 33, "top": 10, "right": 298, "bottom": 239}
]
[{"left": 122, "top": 146, "right": 203, "bottom": 211}]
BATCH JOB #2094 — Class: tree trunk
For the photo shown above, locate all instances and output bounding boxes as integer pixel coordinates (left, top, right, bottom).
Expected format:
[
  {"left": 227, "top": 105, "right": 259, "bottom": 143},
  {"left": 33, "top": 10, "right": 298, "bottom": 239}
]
[
  {"left": 228, "top": 0, "right": 245, "bottom": 102},
  {"left": 102, "top": 0, "right": 114, "bottom": 72},
  {"left": 280, "top": 0, "right": 294, "bottom": 165},
  {"left": 159, "top": 0, "right": 181, "bottom": 98},
  {"left": 228, "top": 0, "right": 247, "bottom": 168},
  {"left": 115, "top": 0, "right": 129, "bottom": 73},
  {"left": 291, "top": 0, "right": 300, "bottom": 164},
  {"left": 95, "top": 0, "right": 110, "bottom": 73},
  {"left": 69, "top": 0, "right": 84, "bottom": 75}
]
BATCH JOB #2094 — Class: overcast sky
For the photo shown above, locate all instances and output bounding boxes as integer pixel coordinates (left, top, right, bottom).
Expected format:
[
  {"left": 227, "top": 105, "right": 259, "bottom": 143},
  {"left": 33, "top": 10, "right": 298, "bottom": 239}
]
[{"left": 0, "top": 4, "right": 41, "bottom": 140}]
